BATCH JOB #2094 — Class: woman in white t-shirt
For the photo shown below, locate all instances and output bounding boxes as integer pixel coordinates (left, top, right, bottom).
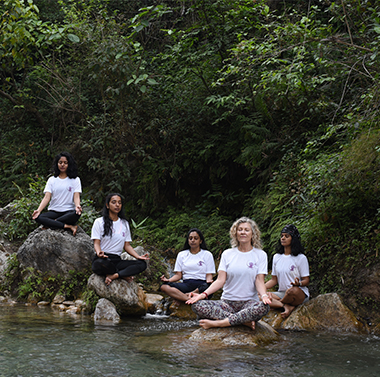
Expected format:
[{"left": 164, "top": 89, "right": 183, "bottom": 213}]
[
  {"left": 186, "top": 217, "right": 271, "bottom": 330},
  {"left": 160, "top": 228, "right": 215, "bottom": 302},
  {"left": 265, "top": 224, "right": 310, "bottom": 318},
  {"left": 32, "top": 152, "right": 82, "bottom": 236},
  {"left": 91, "top": 193, "right": 149, "bottom": 285}
]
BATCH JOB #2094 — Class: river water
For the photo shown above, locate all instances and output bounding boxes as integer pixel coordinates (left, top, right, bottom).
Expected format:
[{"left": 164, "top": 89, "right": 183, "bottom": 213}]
[{"left": 0, "top": 304, "right": 379, "bottom": 377}]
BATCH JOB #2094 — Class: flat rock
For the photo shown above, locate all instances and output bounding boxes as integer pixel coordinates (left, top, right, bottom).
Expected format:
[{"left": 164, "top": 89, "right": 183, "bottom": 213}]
[
  {"left": 189, "top": 320, "right": 279, "bottom": 347},
  {"left": 37, "top": 301, "right": 50, "bottom": 306}
]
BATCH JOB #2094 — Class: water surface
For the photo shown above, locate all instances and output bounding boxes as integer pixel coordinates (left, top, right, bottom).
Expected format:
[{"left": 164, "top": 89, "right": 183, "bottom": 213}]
[{"left": 0, "top": 305, "right": 379, "bottom": 376}]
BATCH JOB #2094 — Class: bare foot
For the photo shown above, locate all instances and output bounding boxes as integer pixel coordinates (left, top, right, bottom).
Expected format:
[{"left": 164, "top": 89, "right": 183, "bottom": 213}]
[
  {"left": 122, "top": 276, "right": 134, "bottom": 283},
  {"left": 243, "top": 321, "right": 256, "bottom": 330},
  {"left": 64, "top": 224, "right": 78, "bottom": 236},
  {"left": 199, "top": 319, "right": 215, "bottom": 329},
  {"left": 105, "top": 273, "right": 119, "bottom": 286},
  {"left": 105, "top": 276, "right": 113, "bottom": 285},
  {"left": 281, "top": 304, "right": 295, "bottom": 319},
  {"left": 199, "top": 318, "right": 230, "bottom": 329}
]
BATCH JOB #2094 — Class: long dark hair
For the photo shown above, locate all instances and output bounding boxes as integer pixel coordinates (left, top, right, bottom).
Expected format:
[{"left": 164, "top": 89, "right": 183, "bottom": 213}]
[
  {"left": 276, "top": 224, "right": 305, "bottom": 256},
  {"left": 102, "top": 193, "right": 128, "bottom": 237},
  {"left": 183, "top": 228, "right": 208, "bottom": 250},
  {"left": 52, "top": 151, "right": 78, "bottom": 178}
]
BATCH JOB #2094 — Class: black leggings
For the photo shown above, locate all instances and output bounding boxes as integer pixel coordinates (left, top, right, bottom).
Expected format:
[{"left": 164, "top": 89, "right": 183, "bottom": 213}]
[
  {"left": 92, "top": 253, "right": 147, "bottom": 278},
  {"left": 35, "top": 210, "right": 80, "bottom": 229}
]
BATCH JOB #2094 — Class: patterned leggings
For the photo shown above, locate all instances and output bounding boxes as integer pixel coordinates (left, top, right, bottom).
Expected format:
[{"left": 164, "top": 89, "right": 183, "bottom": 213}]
[{"left": 192, "top": 299, "right": 269, "bottom": 326}]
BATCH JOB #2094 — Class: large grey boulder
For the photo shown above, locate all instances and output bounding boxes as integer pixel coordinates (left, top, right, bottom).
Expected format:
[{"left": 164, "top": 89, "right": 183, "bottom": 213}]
[
  {"left": 88, "top": 273, "right": 147, "bottom": 317},
  {"left": 17, "top": 226, "right": 94, "bottom": 277},
  {"left": 189, "top": 321, "right": 279, "bottom": 347},
  {"left": 262, "top": 293, "right": 367, "bottom": 333}
]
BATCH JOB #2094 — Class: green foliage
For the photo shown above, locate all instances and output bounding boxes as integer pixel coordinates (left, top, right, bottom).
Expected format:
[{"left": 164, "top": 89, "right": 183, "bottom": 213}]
[
  {"left": 57, "top": 270, "right": 92, "bottom": 298},
  {"left": 80, "top": 287, "right": 99, "bottom": 313},
  {"left": 17, "top": 267, "right": 48, "bottom": 300},
  {"left": 78, "top": 197, "right": 99, "bottom": 235},
  {"left": 4, "top": 176, "right": 46, "bottom": 240},
  {"left": 16, "top": 267, "right": 91, "bottom": 301},
  {"left": 1, "top": 0, "right": 52, "bottom": 68}
]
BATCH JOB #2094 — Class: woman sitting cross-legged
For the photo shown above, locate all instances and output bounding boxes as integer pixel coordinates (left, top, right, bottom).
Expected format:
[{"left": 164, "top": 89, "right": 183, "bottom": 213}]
[
  {"left": 160, "top": 228, "right": 215, "bottom": 302},
  {"left": 91, "top": 193, "right": 149, "bottom": 285},
  {"left": 32, "top": 151, "right": 82, "bottom": 236},
  {"left": 186, "top": 217, "right": 271, "bottom": 330},
  {"left": 265, "top": 224, "right": 310, "bottom": 319}
]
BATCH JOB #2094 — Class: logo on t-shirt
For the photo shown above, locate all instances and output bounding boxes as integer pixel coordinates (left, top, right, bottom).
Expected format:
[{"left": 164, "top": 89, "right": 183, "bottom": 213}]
[
  {"left": 198, "top": 261, "right": 205, "bottom": 266},
  {"left": 247, "top": 261, "right": 257, "bottom": 269},
  {"left": 289, "top": 264, "right": 300, "bottom": 280},
  {"left": 122, "top": 232, "right": 126, "bottom": 237},
  {"left": 67, "top": 186, "right": 74, "bottom": 192}
]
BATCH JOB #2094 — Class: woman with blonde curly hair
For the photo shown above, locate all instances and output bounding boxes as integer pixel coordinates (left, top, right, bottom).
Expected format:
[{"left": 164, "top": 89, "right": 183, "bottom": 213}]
[
  {"left": 186, "top": 217, "right": 271, "bottom": 330},
  {"left": 229, "top": 217, "right": 262, "bottom": 249}
]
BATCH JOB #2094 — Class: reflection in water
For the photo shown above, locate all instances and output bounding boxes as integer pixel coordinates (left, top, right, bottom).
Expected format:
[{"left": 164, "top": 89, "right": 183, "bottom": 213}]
[{"left": 0, "top": 304, "right": 379, "bottom": 376}]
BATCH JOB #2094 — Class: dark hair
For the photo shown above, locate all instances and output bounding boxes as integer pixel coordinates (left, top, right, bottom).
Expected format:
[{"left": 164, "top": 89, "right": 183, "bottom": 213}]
[
  {"left": 52, "top": 151, "right": 78, "bottom": 178},
  {"left": 102, "top": 193, "right": 127, "bottom": 237},
  {"left": 276, "top": 224, "right": 305, "bottom": 256},
  {"left": 183, "top": 228, "right": 208, "bottom": 250}
]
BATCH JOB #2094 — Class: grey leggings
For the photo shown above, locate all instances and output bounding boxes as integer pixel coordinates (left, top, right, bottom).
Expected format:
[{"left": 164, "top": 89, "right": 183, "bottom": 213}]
[{"left": 192, "top": 299, "right": 269, "bottom": 326}]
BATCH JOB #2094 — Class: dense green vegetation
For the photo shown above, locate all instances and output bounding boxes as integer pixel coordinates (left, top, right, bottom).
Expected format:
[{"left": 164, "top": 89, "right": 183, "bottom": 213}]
[{"left": 1, "top": 0, "right": 380, "bottom": 319}]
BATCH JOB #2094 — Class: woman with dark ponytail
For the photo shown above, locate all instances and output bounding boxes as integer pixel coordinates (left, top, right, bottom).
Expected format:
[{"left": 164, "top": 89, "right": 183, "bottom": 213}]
[
  {"left": 91, "top": 193, "right": 149, "bottom": 285},
  {"left": 265, "top": 224, "right": 310, "bottom": 318}
]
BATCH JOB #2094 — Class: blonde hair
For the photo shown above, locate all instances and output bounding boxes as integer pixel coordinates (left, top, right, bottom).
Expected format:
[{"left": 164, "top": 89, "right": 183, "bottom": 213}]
[{"left": 229, "top": 217, "right": 262, "bottom": 249}]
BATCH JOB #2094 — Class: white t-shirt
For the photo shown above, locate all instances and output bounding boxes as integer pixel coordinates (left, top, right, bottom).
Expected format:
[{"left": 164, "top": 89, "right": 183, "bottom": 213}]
[
  {"left": 44, "top": 176, "right": 82, "bottom": 212},
  {"left": 218, "top": 247, "right": 268, "bottom": 301},
  {"left": 272, "top": 253, "right": 309, "bottom": 297},
  {"left": 91, "top": 217, "right": 132, "bottom": 256},
  {"left": 174, "top": 249, "right": 215, "bottom": 280}
]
